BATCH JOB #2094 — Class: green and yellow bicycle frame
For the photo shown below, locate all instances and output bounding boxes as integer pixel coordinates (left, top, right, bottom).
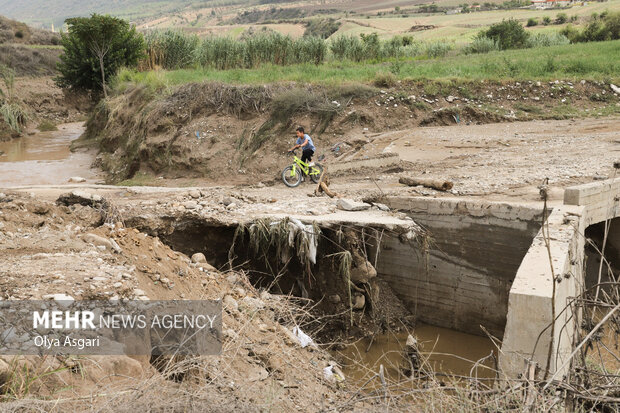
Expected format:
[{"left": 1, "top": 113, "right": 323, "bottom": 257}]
[{"left": 289, "top": 154, "right": 321, "bottom": 178}]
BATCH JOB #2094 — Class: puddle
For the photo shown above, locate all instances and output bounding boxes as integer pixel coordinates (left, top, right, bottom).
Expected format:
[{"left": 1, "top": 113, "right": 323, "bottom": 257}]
[
  {"left": 335, "top": 323, "right": 497, "bottom": 387},
  {"left": 0, "top": 122, "right": 102, "bottom": 187}
]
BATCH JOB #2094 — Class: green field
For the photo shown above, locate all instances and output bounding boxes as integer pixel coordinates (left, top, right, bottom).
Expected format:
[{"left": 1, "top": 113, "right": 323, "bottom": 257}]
[{"left": 117, "top": 39, "right": 619, "bottom": 89}]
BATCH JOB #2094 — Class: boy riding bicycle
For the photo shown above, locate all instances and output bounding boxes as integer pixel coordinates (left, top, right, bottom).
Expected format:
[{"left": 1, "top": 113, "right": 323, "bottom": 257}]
[{"left": 289, "top": 126, "right": 316, "bottom": 168}]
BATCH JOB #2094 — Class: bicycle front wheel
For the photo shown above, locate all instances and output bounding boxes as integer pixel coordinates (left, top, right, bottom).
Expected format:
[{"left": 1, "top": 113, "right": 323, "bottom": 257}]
[
  {"left": 282, "top": 165, "right": 302, "bottom": 187},
  {"left": 309, "top": 163, "right": 324, "bottom": 184}
]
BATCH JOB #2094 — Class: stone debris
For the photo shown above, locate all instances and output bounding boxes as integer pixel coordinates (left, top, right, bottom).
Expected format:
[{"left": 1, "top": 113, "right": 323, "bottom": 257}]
[
  {"left": 337, "top": 199, "right": 371, "bottom": 211},
  {"left": 68, "top": 176, "right": 86, "bottom": 183}
]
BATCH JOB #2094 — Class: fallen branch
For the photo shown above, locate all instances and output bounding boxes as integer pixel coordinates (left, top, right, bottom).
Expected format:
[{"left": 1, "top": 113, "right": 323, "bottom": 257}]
[
  {"left": 315, "top": 169, "right": 339, "bottom": 198},
  {"left": 399, "top": 177, "right": 453, "bottom": 191}
]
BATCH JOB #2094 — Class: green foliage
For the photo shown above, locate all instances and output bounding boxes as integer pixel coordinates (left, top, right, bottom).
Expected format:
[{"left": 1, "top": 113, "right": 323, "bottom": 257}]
[
  {"left": 144, "top": 30, "right": 199, "bottom": 70},
  {"left": 526, "top": 32, "right": 570, "bottom": 48},
  {"left": 560, "top": 12, "right": 620, "bottom": 43},
  {"left": 478, "top": 18, "right": 530, "bottom": 50},
  {"left": 195, "top": 31, "right": 327, "bottom": 69},
  {"left": 556, "top": 13, "right": 568, "bottom": 25},
  {"left": 0, "top": 65, "right": 27, "bottom": 134},
  {"left": 425, "top": 41, "right": 451, "bottom": 57},
  {"left": 329, "top": 33, "right": 420, "bottom": 62},
  {"left": 465, "top": 36, "right": 499, "bottom": 54},
  {"left": 543, "top": 16, "right": 551, "bottom": 26},
  {"left": 527, "top": 18, "right": 538, "bottom": 27},
  {"left": 56, "top": 14, "right": 144, "bottom": 96}
]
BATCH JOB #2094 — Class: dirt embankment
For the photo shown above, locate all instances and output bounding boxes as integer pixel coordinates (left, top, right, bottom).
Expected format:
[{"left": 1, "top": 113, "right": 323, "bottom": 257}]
[
  {"left": 83, "top": 78, "right": 619, "bottom": 184},
  {"left": 0, "top": 190, "right": 356, "bottom": 411}
]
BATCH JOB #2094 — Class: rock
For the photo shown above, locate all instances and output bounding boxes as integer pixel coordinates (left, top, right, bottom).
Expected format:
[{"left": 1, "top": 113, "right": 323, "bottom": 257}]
[
  {"left": 446, "top": 95, "right": 456, "bottom": 103},
  {"left": 226, "top": 274, "right": 238, "bottom": 284},
  {"left": 33, "top": 204, "right": 49, "bottom": 215},
  {"left": 226, "top": 202, "right": 237, "bottom": 210},
  {"left": 133, "top": 289, "right": 146, "bottom": 297},
  {"left": 328, "top": 294, "right": 341, "bottom": 304},
  {"left": 81, "top": 233, "right": 122, "bottom": 253},
  {"left": 183, "top": 201, "right": 198, "bottom": 210},
  {"left": 259, "top": 291, "right": 272, "bottom": 301},
  {"left": 191, "top": 252, "right": 207, "bottom": 263},
  {"left": 352, "top": 294, "right": 365, "bottom": 310},
  {"left": 68, "top": 177, "right": 86, "bottom": 183},
  {"left": 611, "top": 84, "right": 620, "bottom": 94},
  {"left": 240, "top": 296, "right": 264, "bottom": 313},
  {"left": 337, "top": 199, "right": 371, "bottom": 212},
  {"left": 350, "top": 260, "right": 377, "bottom": 284},
  {"left": 188, "top": 190, "right": 201, "bottom": 199},
  {"left": 373, "top": 202, "right": 390, "bottom": 211},
  {"left": 222, "top": 196, "right": 234, "bottom": 206},
  {"left": 223, "top": 295, "right": 238, "bottom": 312},
  {"left": 42, "top": 293, "right": 75, "bottom": 307},
  {"left": 56, "top": 191, "right": 103, "bottom": 207}
]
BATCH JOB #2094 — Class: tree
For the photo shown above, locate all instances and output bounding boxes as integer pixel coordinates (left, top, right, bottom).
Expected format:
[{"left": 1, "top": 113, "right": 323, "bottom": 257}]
[
  {"left": 56, "top": 14, "right": 144, "bottom": 98},
  {"left": 478, "top": 18, "right": 529, "bottom": 50}
]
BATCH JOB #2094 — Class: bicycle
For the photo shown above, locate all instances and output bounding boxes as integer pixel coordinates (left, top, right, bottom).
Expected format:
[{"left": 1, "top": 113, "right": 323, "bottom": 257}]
[{"left": 282, "top": 149, "right": 324, "bottom": 187}]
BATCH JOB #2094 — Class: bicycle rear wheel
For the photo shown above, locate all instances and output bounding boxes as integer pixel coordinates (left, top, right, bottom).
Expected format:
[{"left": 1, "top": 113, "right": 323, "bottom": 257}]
[
  {"left": 282, "top": 165, "right": 302, "bottom": 187},
  {"left": 309, "top": 163, "right": 324, "bottom": 184}
]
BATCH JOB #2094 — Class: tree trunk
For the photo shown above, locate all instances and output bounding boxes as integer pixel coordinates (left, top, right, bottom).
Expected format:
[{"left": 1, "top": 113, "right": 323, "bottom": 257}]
[
  {"left": 398, "top": 177, "right": 453, "bottom": 191},
  {"left": 99, "top": 54, "right": 107, "bottom": 99}
]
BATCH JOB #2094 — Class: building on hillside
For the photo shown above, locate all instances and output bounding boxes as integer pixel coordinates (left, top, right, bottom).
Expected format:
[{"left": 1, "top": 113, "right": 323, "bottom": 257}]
[{"left": 531, "top": 0, "right": 573, "bottom": 8}]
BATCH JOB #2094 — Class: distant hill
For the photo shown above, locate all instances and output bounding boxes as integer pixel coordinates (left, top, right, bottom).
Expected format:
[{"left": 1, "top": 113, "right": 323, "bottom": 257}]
[
  {"left": 0, "top": 0, "right": 252, "bottom": 28},
  {"left": 0, "top": 15, "right": 61, "bottom": 76}
]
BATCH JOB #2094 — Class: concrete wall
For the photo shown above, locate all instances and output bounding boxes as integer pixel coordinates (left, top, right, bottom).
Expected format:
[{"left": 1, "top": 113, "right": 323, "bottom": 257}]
[
  {"left": 501, "top": 177, "right": 620, "bottom": 378},
  {"left": 376, "top": 197, "right": 543, "bottom": 339}
]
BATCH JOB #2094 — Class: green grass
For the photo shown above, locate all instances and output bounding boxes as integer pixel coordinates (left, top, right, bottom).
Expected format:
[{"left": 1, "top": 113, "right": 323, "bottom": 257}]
[
  {"left": 117, "top": 39, "right": 619, "bottom": 90},
  {"left": 116, "top": 171, "right": 158, "bottom": 186}
]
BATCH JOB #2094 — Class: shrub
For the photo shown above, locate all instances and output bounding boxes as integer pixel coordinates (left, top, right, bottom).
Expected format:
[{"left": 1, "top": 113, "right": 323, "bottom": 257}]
[
  {"left": 478, "top": 18, "right": 530, "bottom": 49},
  {"left": 373, "top": 72, "right": 397, "bottom": 88},
  {"left": 555, "top": 13, "right": 568, "bottom": 24},
  {"left": 526, "top": 18, "right": 538, "bottom": 27},
  {"left": 465, "top": 36, "right": 499, "bottom": 54},
  {"left": 543, "top": 16, "right": 551, "bottom": 25},
  {"left": 561, "top": 11, "right": 620, "bottom": 42},
  {"left": 425, "top": 41, "right": 451, "bottom": 57},
  {"left": 526, "top": 32, "right": 570, "bottom": 47}
]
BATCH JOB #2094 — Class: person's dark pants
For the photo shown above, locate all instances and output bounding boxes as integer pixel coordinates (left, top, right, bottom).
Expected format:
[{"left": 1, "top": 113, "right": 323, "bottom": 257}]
[{"left": 301, "top": 149, "right": 314, "bottom": 164}]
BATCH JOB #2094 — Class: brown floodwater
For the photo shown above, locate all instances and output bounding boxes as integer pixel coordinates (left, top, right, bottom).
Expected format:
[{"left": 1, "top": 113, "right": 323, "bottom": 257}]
[
  {"left": 335, "top": 323, "right": 497, "bottom": 387},
  {"left": 0, "top": 122, "right": 101, "bottom": 187}
]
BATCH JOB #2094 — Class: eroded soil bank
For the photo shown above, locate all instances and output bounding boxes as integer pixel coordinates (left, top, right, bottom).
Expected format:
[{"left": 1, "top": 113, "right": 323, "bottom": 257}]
[{"left": 82, "top": 79, "right": 619, "bottom": 185}]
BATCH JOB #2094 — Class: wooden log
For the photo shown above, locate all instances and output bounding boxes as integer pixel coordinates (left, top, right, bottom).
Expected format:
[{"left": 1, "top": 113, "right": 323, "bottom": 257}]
[
  {"left": 399, "top": 177, "right": 453, "bottom": 191},
  {"left": 315, "top": 168, "right": 339, "bottom": 198}
]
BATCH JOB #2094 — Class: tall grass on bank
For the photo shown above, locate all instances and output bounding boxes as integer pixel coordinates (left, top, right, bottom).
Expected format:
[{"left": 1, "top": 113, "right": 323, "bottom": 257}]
[{"left": 119, "top": 39, "right": 620, "bottom": 88}]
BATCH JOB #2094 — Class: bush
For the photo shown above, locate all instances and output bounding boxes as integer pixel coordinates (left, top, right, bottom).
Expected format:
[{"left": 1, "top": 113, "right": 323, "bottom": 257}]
[
  {"left": 526, "top": 18, "right": 538, "bottom": 27},
  {"left": 477, "top": 18, "right": 529, "bottom": 50},
  {"left": 56, "top": 14, "right": 144, "bottom": 97},
  {"left": 465, "top": 36, "right": 499, "bottom": 54},
  {"left": 373, "top": 72, "right": 397, "bottom": 88},
  {"left": 526, "top": 32, "right": 570, "bottom": 48},
  {"left": 560, "top": 11, "right": 620, "bottom": 42},
  {"left": 425, "top": 41, "right": 451, "bottom": 57},
  {"left": 543, "top": 16, "right": 551, "bottom": 25},
  {"left": 555, "top": 13, "right": 568, "bottom": 25}
]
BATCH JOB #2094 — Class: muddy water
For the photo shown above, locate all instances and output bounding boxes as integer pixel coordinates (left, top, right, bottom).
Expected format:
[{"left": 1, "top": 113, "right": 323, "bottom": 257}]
[
  {"left": 336, "top": 323, "right": 497, "bottom": 386},
  {"left": 0, "top": 122, "right": 101, "bottom": 187}
]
